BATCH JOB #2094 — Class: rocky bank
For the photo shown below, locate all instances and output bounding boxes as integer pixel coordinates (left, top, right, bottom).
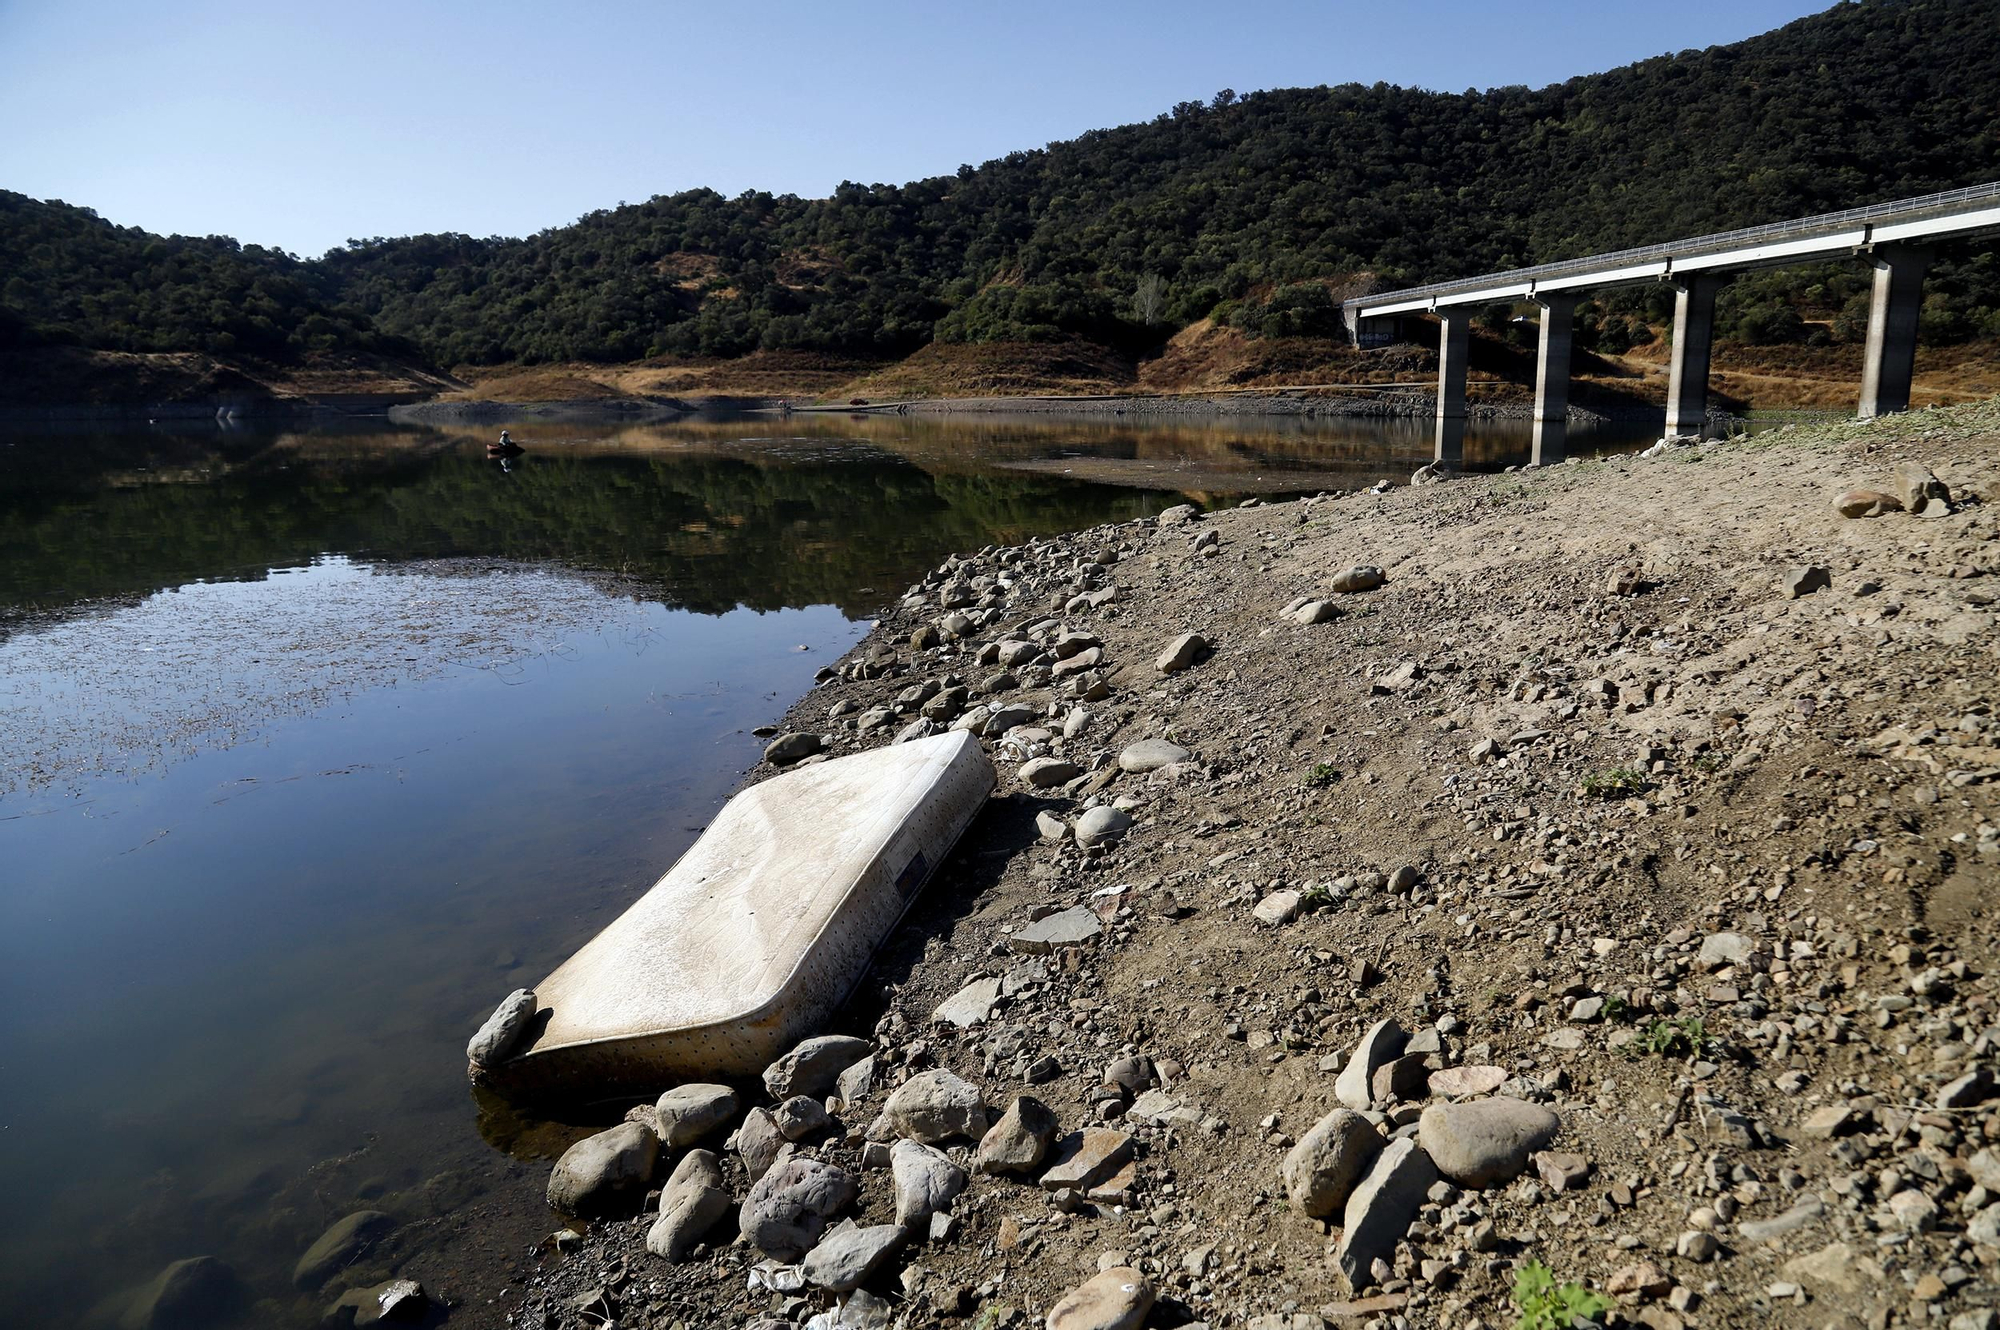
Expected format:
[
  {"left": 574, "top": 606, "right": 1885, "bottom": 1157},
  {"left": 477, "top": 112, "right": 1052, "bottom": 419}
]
[{"left": 451, "top": 401, "right": 1995, "bottom": 1330}]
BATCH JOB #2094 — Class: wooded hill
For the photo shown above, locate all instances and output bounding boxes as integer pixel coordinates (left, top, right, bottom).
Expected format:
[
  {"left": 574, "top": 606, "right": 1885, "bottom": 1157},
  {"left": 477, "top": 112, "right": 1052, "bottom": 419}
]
[{"left": 4, "top": 0, "right": 1998, "bottom": 374}]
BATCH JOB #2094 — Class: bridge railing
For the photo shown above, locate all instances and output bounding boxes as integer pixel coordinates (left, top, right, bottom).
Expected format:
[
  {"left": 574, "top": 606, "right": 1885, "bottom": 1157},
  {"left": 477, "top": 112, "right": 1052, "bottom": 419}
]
[{"left": 1350, "top": 179, "right": 2000, "bottom": 311}]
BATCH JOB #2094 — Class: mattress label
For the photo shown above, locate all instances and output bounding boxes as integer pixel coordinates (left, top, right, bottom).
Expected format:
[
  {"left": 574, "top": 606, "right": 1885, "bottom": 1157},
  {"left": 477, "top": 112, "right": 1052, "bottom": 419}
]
[{"left": 894, "top": 849, "right": 930, "bottom": 898}]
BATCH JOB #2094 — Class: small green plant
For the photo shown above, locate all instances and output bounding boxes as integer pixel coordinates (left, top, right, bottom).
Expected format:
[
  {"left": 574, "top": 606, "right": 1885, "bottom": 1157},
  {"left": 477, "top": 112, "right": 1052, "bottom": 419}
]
[
  {"left": 1601, "top": 994, "right": 1631, "bottom": 1024},
  {"left": 1303, "top": 762, "right": 1340, "bottom": 789},
  {"left": 1300, "top": 881, "right": 1335, "bottom": 908},
  {"left": 1581, "top": 766, "right": 1651, "bottom": 800},
  {"left": 1630, "top": 1015, "right": 1709, "bottom": 1061},
  {"left": 1691, "top": 751, "right": 1727, "bottom": 773},
  {"left": 1510, "top": 1260, "right": 1613, "bottom": 1330}
]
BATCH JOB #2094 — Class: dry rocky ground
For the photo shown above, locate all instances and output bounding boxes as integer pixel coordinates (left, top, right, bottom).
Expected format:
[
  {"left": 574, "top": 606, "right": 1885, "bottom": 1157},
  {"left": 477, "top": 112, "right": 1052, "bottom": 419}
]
[{"left": 451, "top": 401, "right": 2000, "bottom": 1330}]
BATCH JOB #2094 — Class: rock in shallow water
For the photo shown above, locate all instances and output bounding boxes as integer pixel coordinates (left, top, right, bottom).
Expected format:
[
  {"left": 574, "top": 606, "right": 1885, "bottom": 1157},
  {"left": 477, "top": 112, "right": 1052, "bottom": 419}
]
[
  {"left": 119, "top": 1255, "right": 236, "bottom": 1330},
  {"left": 547, "top": 1121, "right": 659, "bottom": 1215},
  {"left": 293, "top": 1211, "right": 393, "bottom": 1290},
  {"left": 466, "top": 988, "right": 537, "bottom": 1066}
]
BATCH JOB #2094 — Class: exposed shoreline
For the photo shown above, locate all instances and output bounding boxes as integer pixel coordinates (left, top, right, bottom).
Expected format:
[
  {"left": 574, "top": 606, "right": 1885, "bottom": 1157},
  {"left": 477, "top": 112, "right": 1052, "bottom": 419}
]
[{"left": 456, "top": 399, "right": 2000, "bottom": 1330}]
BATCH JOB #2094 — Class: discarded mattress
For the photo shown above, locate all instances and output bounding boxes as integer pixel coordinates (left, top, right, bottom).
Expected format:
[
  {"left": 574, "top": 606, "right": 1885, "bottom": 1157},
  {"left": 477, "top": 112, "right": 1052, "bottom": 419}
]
[{"left": 476, "top": 730, "right": 994, "bottom": 1094}]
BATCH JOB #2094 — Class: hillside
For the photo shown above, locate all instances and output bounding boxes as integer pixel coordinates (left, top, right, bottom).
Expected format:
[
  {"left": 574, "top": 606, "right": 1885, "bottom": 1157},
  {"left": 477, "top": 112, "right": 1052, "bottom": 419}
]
[{"left": 2, "top": 0, "right": 1998, "bottom": 392}]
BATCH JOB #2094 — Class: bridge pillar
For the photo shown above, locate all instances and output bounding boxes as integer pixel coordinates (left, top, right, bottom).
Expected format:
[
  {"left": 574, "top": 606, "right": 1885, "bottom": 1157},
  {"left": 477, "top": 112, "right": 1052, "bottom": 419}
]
[
  {"left": 1434, "top": 308, "right": 1470, "bottom": 465},
  {"left": 1858, "top": 244, "right": 1932, "bottom": 419},
  {"left": 1531, "top": 293, "right": 1575, "bottom": 466},
  {"left": 1665, "top": 274, "right": 1726, "bottom": 438}
]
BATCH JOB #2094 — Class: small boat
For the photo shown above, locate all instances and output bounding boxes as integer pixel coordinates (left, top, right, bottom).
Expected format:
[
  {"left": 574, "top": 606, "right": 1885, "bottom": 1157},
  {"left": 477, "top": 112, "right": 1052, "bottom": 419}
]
[
  {"left": 476, "top": 731, "right": 994, "bottom": 1096},
  {"left": 487, "top": 429, "right": 524, "bottom": 456}
]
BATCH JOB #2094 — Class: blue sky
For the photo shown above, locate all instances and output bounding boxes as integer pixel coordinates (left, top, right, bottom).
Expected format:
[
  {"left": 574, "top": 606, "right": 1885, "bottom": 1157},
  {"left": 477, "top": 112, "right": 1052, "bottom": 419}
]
[{"left": 0, "top": 0, "right": 1830, "bottom": 258}]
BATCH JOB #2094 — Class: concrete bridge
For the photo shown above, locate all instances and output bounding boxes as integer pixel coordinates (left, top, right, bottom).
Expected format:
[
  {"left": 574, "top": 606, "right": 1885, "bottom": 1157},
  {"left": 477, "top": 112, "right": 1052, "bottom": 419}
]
[{"left": 1342, "top": 181, "right": 2000, "bottom": 465}]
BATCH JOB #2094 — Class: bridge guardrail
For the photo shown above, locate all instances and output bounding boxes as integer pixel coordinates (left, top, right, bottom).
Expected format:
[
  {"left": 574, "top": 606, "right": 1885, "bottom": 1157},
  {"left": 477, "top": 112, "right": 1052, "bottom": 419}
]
[{"left": 1349, "top": 180, "right": 2000, "bottom": 312}]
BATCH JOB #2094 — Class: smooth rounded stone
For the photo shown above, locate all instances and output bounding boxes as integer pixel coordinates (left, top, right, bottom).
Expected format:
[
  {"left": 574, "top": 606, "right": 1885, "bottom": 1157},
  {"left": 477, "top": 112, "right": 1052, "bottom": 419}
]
[
  {"left": 976, "top": 1095, "right": 1060, "bottom": 1176},
  {"left": 1252, "top": 889, "right": 1301, "bottom": 926},
  {"left": 1155, "top": 633, "right": 1207, "bottom": 674},
  {"left": 1286, "top": 599, "right": 1337, "bottom": 626},
  {"left": 466, "top": 988, "right": 538, "bottom": 1066},
  {"left": 323, "top": 1277, "right": 426, "bottom": 1328},
  {"left": 1020, "top": 757, "right": 1082, "bottom": 789},
  {"left": 736, "top": 1106, "right": 787, "bottom": 1181},
  {"left": 1051, "top": 631, "right": 1101, "bottom": 659},
  {"left": 1045, "top": 1266, "right": 1155, "bottom": 1330},
  {"left": 1418, "top": 1097, "right": 1559, "bottom": 1188},
  {"left": 802, "top": 1223, "right": 908, "bottom": 1292},
  {"left": 1062, "top": 707, "right": 1093, "bottom": 739},
  {"left": 1281, "top": 1109, "right": 1384, "bottom": 1218},
  {"left": 1051, "top": 648, "right": 1103, "bottom": 678},
  {"left": 764, "top": 1034, "right": 872, "bottom": 1100},
  {"left": 774, "top": 1095, "right": 834, "bottom": 1141},
  {"left": 1335, "top": 1018, "right": 1407, "bottom": 1111},
  {"left": 764, "top": 732, "right": 824, "bottom": 765},
  {"left": 1155, "top": 504, "right": 1199, "bottom": 526},
  {"left": 1427, "top": 1065, "right": 1507, "bottom": 1098},
  {"left": 293, "top": 1211, "right": 393, "bottom": 1290},
  {"left": 1118, "top": 738, "right": 1191, "bottom": 773},
  {"left": 1336, "top": 1136, "right": 1438, "bottom": 1292},
  {"left": 920, "top": 686, "right": 969, "bottom": 721},
  {"left": 932, "top": 976, "right": 1002, "bottom": 1029},
  {"left": 883, "top": 1068, "right": 989, "bottom": 1142},
  {"left": 646, "top": 1150, "right": 732, "bottom": 1262},
  {"left": 1009, "top": 905, "right": 1101, "bottom": 953},
  {"left": 655, "top": 1083, "right": 739, "bottom": 1147},
  {"left": 1835, "top": 488, "right": 1903, "bottom": 518},
  {"left": 120, "top": 1255, "right": 235, "bottom": 1330},
  {"left": 996, "top": 639, "right": 1040, "bottom": 667},
  {"left": 1073, "top": 806, "right": 1133, "bottom": 849},
  {"left": 547, "top": 1121, "right": 659, "bottom": 1214},
  {"left": 739, "top": 1157, "right": 858, "bottom": 1262},
  {"left": 1329, "top": 565, "right": 1385, "bottom": 593},
  {"left": 983, "top": 703, "right": 1038, "bottom": 737},
  {"left": 891, "top": 1138, "right": 966, "bottom": 1231}
]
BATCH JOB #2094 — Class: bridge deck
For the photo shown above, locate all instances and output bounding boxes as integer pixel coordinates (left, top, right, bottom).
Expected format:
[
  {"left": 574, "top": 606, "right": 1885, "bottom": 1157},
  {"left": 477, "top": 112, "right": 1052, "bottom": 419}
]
[{"left": 1346, "top": 181, "right": 2000, "bottom": 324}]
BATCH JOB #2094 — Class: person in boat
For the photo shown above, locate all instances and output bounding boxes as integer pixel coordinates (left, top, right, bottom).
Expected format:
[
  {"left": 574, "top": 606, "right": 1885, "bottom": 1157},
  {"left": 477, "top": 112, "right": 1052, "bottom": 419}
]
[{"left": 491, "top": 429, "right": 515, "bottom": 450}]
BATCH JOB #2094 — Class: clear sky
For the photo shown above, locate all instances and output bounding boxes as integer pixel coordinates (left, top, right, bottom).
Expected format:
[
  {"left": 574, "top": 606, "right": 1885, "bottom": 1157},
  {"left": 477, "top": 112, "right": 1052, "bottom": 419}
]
[{"left": 0, "top": 0, "right": 1831, "bottom": 258}]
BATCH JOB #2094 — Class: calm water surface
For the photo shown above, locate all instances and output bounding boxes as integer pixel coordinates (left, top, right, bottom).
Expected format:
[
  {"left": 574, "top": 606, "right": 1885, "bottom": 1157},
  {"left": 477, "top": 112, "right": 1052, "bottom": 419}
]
[{"left": 0, "top": 411, "right": 1652, "bottom": 1327}]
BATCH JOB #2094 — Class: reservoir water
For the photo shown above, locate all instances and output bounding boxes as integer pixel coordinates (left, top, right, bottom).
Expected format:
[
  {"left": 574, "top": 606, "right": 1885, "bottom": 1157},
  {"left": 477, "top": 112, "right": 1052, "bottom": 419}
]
[{"left": 0, "top": 411, "right": 1653, "bottom": 1327}]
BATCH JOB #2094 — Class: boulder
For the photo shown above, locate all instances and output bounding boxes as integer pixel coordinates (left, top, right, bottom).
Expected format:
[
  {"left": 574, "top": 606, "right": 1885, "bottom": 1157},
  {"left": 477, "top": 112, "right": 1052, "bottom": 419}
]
[
  {"left": 773, "top": 1095, "right": 834, "bottom": 1141},
  {"left": 1155, "top": 633, "right": 1207, "bottom": 674},
  {"left": 1280, "top": 1109, "right": 1383, "bottom": 1219},
  {"left": 738, "top": 1157, "right": 857, "bottom": 1262},
  {"left": 1427, "top": 1065, "right": 1507, "bottom": 1098},
  {"left": 645, "top": 1150, "right": 731, "bottom": 1262},
  {"left": 891, "top": 1138, "right": 966, "bottom": 1231},
  {"left": 1334, "top": 1019, "right": 1407, "bottom": 1111},
  {"left": 1118, "top": 739, "right": 1191, "bottom": 772},
  {"left": 1040, "top": 1129, "right": 1133, "bottom": 1192},
  {"left": 1252, "top": 890, "right": 1301, "bottom": 926},
  {"left": 1020, "top": 757, "right": 1082, "bottom": 789},
  {"left": 976, "top": 1096, "right": 1061, "bottom": 1175},
  {"left": 1418, "top": 1097, "right": 1559, "bottom": 1188},
  {"left": 764, "top": 1034, "right": 872, "bottom": 1100},
  {"left": 547, "top": 1121, "right": 659, "bottom": 1214},
  {"left": 293, "top": 1211, "right": 393, "bottom": 1290},
  {"left": 466, "top": 989, "right": 537, "bottom": 1066},
  {"left": 932, "top": 976, "right": 1002, "bottom": 1028},
  {"left": 764, "top": 732, "right": 823, "bottom": 765},
  {"left": 655, "top": 1083, "right": 739, "bottom": 1146},
  {"left": 322, "top": 1278, "right": 426, "bottom": 1328},
  {"left": 1073, "top": 806, "right": 1132, "bottom": 849},
  {"left": 1781, "top": 565, "right": 1832, "bottom": 599},
  {"left": 1336, "top": 1137, "right": 1437, "bottom": 1291},
  {"left": 1330, "top": 566, "right": 1385, "bottom": 593},
  {"left": 883, "top": 1069, "right": 989, "bottom": 1142},
  {"left": 1834, "top": 488, "right": 1903, "bottom": 518},
  {"left": 735, "top": 1106, "right": 787, "bottom": 1181},
  {"left": 1895, "top": 461, "right": 1952, "bottom": 514},
  {"left": 801, "top": 1223, "right": 908, "bottom": 1292},
  {"left": 1045, "top": 1267, "right": 1154, "bottom": 1330}
]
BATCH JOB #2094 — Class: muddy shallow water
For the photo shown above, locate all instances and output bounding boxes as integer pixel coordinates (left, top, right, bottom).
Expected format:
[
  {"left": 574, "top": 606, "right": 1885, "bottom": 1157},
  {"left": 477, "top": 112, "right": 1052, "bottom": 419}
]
[{"left": 0, "top": 412, "right": 1653, "bottom": 1327}]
